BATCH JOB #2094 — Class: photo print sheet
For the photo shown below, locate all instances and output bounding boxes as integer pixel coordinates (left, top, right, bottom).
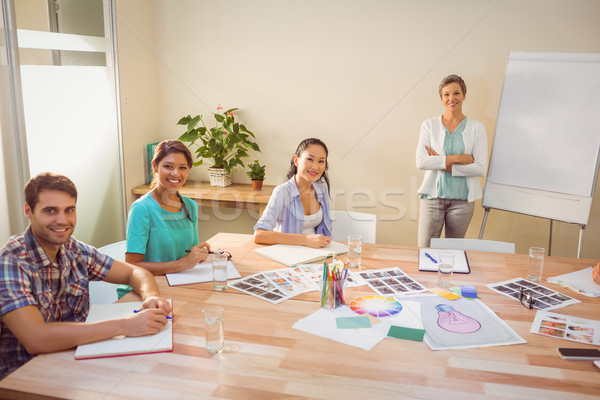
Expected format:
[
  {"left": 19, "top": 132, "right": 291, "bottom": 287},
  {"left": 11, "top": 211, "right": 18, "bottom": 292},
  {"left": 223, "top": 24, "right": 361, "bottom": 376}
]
[
  {"left": 229, "top": 273, "right": 290, "bottom": 304},
  {"left": 531, "top": 311, "right": 600, "bottom": 345},
  {"left": 229, "top": 264, "right": 365, "bottom": 304},
  {"left": 486, "top": 278, "right": 580, "bottom": 311},
  {"left": 356, "top": 267, "right": 427, "bottom": 296},
  {"left": 293, "top": 263, "right": 366, "bottom": 289}
]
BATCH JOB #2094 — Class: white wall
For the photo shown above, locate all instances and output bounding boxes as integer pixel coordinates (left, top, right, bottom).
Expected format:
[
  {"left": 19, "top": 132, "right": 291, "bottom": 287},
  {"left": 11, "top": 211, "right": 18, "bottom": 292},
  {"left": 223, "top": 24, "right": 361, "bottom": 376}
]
[
  {"left": 116, "top": 0, "right": 600, "bottom": 258},
  {"left": 115, "top": 0, "right": 160, "bottom": 207}
]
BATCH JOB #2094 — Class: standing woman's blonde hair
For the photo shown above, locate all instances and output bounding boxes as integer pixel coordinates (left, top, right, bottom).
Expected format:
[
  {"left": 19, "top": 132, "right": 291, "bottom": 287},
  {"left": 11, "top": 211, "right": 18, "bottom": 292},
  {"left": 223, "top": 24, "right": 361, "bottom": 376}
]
[{"left": 150, "top": 140, "right": 194, "bottom": 221}]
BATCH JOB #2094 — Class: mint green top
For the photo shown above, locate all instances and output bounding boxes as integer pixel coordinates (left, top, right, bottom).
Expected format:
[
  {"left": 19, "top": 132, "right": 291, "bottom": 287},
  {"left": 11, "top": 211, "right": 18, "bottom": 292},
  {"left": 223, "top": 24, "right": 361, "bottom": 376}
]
[
  {"left": 118, "top": 193, "right": 199, "bottom": 298},
  {"left": 126, "top": 193, "right": 199, "bottom": 261},
  {"left": 421, "top": 118, "right": 469, "bottom": 201}
]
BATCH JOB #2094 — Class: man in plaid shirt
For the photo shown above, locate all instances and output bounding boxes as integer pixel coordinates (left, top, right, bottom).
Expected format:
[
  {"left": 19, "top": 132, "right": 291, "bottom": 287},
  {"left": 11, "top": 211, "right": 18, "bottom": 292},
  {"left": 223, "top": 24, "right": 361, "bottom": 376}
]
[{"left": 0, "top": 173, "right": 171, "bottom": 379}]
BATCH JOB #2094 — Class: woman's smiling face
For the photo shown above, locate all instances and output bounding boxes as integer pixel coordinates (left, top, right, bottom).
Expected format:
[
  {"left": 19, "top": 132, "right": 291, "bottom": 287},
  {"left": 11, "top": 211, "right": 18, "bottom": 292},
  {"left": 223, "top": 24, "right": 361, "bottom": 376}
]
[
  {"left": 440, "top": 82, "right": 465, "bottom": 112},
  {"left": 153, "top": 152, "right": 190, "bottom": 191},
  {"left": 294, "top": 144, "right": 327, "bottom": 183}
]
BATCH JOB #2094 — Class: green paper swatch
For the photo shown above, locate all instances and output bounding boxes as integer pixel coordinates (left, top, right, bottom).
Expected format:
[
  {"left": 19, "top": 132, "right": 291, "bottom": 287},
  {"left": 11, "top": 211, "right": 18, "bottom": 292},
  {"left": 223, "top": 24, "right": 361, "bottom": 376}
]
[
  {"left": 387, "top": 325, "right": 426, "bottom": 341},
  {"left": 336, "top": 316, "right": 372, "bottom": 329}
]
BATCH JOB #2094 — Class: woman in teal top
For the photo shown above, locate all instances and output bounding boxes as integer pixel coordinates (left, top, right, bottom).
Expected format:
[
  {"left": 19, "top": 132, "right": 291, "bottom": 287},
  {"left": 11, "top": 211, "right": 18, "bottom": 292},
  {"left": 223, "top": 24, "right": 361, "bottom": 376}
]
[{"left": 125, "top": 140, "right": 210, "bottom": 275}]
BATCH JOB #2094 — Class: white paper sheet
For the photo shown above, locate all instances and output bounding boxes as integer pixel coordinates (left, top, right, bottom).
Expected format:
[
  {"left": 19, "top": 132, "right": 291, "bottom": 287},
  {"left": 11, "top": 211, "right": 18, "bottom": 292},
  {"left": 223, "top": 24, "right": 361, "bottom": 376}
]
[
  {"left": 547, "top": 267, "right": 600, "bottom": 297},
  {"left": 292, "top": 300, "right": 423, "bottom": 350},
  {"left": 165, "top": 261, "right": 241, "bottom": 286},
  {"left": 414, "top": 296, "right": 526, "bottom": 350}
]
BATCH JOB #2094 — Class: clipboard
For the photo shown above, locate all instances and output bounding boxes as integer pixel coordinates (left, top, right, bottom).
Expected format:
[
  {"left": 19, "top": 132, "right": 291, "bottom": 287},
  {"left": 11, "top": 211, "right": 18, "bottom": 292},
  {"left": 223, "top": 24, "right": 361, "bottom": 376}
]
[{"left": 418, "top": 248, "right": 470, "bottom": 274}]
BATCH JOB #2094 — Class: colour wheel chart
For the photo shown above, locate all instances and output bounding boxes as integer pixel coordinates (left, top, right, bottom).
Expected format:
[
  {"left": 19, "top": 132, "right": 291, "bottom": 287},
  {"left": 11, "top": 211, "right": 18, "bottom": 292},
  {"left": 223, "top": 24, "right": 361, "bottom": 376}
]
[{"left": 349, "top": 296, "right": 402, "bottom": 317}]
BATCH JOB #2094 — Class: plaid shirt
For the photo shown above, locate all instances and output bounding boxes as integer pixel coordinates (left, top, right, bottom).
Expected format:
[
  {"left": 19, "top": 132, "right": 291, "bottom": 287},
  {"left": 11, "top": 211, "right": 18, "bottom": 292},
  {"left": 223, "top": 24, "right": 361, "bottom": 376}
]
[{"left": 0, "top": 226, "right": 113, "bottom": 379}]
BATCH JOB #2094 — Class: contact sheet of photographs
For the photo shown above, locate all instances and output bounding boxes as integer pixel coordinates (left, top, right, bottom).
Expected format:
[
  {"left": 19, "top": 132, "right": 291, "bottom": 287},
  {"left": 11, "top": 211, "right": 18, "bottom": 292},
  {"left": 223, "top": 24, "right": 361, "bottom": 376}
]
[
  {"left": 487, "top": 278, "right": 580, "bottom": 311},
  {"left": 356, "top": 267, "right": 427, "bottom": 296},
  {"left": 531, "top": 311, "right": 599, "bottom": 345},
  {"left": 228, "top": 264, "right": 364, "bottom": 304}
]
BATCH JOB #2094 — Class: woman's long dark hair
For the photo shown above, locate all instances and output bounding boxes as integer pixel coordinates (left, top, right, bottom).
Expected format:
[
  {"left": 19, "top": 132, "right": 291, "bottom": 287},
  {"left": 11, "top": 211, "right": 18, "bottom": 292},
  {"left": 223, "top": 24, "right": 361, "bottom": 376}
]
[
  {"left": 151, "top": 140, "right": 194, "bottom": 221},
  {"left": 286, "top": 138, "right": 330, "bottom": 194}
]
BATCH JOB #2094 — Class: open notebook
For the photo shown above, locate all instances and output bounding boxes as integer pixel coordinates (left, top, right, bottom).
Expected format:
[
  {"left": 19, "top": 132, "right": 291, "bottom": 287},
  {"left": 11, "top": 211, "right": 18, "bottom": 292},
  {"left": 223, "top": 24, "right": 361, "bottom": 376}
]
[
  {"left": 75, "top": 300, "right": 173, "bottom": 360},
  {"left": 255, "top": 241, "right": 348, "bottom": 267},
  {"left": 166, "top": 261, "right": 241, "bottom": 286}
]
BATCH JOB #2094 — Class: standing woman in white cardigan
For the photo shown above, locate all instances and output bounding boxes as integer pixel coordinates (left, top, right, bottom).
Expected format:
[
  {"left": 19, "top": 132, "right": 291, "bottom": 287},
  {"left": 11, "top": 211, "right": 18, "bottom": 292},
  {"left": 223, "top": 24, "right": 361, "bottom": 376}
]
[{"left": 415, "top": 74, "right": 488, "bottom": 247}]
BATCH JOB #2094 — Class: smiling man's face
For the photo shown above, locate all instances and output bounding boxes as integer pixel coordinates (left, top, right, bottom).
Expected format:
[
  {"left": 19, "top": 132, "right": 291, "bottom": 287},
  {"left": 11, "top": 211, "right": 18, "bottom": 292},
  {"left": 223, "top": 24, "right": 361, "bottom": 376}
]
[{"left": 25, "top": 189, "right": 77, "bottom": 259}]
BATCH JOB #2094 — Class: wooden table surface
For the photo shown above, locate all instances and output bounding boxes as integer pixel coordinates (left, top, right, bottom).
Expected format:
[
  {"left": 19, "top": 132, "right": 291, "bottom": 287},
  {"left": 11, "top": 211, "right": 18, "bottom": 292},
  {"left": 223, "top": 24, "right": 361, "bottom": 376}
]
[
  {"left": 132, "top": 181, "right": 275, "bottom": 212},
  {"left": 1, "top": 233, "right": 599, "bottom": 399}
]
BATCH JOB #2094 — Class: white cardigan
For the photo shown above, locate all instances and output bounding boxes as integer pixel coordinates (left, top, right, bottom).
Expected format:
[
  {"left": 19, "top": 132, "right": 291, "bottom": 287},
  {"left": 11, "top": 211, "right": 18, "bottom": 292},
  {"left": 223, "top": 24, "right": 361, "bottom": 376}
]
[{"left": 415, "top": 116, "right": 488, "bottom": 202}]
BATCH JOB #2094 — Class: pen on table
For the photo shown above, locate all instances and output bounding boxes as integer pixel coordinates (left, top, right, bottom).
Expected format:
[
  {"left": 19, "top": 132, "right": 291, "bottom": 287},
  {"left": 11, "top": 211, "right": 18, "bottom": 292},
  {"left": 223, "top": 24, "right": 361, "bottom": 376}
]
[
  {"left": 424, "top": 252, "right": 438, "bottom": 264},
  {"left": 133, "top": 309, "right": 172, "bottom": 320},
  {"left": 185, "top": 250, "right": 216, "bottom": 254}
]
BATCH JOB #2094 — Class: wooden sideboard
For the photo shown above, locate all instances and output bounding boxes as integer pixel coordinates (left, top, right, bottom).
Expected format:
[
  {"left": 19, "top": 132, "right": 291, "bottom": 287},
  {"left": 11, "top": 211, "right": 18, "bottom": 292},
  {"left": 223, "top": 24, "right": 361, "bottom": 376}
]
[{"left": 132, "top": 180, "right": 275, "bottom": 214}]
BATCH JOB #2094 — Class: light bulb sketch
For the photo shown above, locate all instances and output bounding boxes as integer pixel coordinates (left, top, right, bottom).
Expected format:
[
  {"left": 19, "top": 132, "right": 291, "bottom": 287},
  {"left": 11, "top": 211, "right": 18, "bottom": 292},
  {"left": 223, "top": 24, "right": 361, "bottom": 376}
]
[{"left": 435, "top": 304, "right": 481, "bottom": 333}]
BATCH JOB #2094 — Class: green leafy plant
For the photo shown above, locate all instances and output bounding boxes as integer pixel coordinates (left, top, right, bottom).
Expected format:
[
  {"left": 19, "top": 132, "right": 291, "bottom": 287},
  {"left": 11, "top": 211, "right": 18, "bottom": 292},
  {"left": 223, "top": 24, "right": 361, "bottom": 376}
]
[
  {"left": 247, "top": 160, "right": 266, "bottom": 181},
  {"left": 177, "top": 107, "right": 260, "bottom": 175}
]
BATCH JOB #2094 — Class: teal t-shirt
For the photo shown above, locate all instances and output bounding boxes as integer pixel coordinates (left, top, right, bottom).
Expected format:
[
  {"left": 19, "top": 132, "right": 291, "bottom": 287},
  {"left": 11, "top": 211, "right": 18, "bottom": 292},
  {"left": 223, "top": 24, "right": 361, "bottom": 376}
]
[
  {"left": 421, "top": 118, "right": 469, "bottom": 201},
  {"left": 118, "top": 193, "right": 199, "bottom": 297},
  {"left": 437, "top": 118, "right": 469, "bottom": 200},
  {"left": 126, "top": 193, "right": 199, "bottom": 262}
]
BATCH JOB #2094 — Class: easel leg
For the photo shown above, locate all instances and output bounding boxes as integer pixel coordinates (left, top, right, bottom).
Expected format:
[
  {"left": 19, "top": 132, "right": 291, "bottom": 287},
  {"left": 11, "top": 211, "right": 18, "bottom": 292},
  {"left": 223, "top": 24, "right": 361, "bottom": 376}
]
[
  {"left": 479, "top": 208, "right": 490, "bottom": 240},
  {"left": 548, "top": 220, "right": 553, "bottom": 256},
  {"left": 577, "top": 225, "right": 585, "bottom": 259}
]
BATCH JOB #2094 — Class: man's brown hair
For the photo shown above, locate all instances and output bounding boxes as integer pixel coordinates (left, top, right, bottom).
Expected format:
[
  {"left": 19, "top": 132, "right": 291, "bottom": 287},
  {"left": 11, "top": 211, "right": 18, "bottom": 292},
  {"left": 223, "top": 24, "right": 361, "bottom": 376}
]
[{"left": 24, "top": 172, "right": 77, "bottom": 211}]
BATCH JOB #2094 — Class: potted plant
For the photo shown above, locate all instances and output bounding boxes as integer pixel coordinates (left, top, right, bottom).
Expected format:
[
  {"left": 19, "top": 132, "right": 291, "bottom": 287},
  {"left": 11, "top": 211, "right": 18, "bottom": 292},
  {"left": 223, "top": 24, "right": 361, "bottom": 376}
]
[
  {"left": 247, "top": 160, "right": 266, "bottom": 191},
  {"left": 177, "top": 106, "right": 260, "bottom": 187}
]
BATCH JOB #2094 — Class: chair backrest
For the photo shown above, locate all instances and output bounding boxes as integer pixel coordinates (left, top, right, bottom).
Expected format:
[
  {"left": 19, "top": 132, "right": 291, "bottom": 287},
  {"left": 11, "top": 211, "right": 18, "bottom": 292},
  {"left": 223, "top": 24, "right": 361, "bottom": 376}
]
[
  {"left": 430, "top": 238, "right": 515, "bottom": 254},
  {"left": 90, "top": 240, "right": 127, "bottom": 305},
  {"left": 97, "top": 240, "right": 127, "bottom": 261},
  {"left": 331, "top": 211, "right": 377, "bottom": 244}
]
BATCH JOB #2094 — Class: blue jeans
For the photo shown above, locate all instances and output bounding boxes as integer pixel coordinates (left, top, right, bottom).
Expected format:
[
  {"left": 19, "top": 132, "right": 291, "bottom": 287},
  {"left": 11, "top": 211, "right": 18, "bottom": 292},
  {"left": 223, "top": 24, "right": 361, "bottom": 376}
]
[{"left": 418, "top": 198, "right": 474, "bottom": 247}]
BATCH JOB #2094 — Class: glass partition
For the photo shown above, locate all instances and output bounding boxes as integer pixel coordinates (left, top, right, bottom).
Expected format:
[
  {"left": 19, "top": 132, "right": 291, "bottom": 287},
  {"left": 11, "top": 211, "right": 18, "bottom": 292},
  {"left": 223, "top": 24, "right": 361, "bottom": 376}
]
[{"left": 1, "top": 0, "right": 125, "bottom": 246}]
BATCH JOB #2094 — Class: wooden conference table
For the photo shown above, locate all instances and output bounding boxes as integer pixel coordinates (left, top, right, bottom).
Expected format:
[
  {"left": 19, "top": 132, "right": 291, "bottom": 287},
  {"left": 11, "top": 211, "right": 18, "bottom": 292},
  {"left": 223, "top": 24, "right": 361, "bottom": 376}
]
[{"left": 1, "top": 233, "right": 599, "bottom": 399}]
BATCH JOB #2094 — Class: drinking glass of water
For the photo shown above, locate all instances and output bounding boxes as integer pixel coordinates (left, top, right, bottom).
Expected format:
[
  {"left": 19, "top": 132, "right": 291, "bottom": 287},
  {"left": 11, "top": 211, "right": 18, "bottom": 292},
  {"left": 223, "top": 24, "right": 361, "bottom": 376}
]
[
  {"left": 212, "top": 253, "right": 228, "bottom": 291},
  {"left": 437, "top": 252, "right": 454, "bottom": 288},
  {"left": 528, "top": 247, "right": 544, "bottom": 282},
  {"left": 347, "top": 234, "right": 362, "bottom": 268},
  {"left": 203, "top": 305, "right": 224, "bottom": 354}
]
